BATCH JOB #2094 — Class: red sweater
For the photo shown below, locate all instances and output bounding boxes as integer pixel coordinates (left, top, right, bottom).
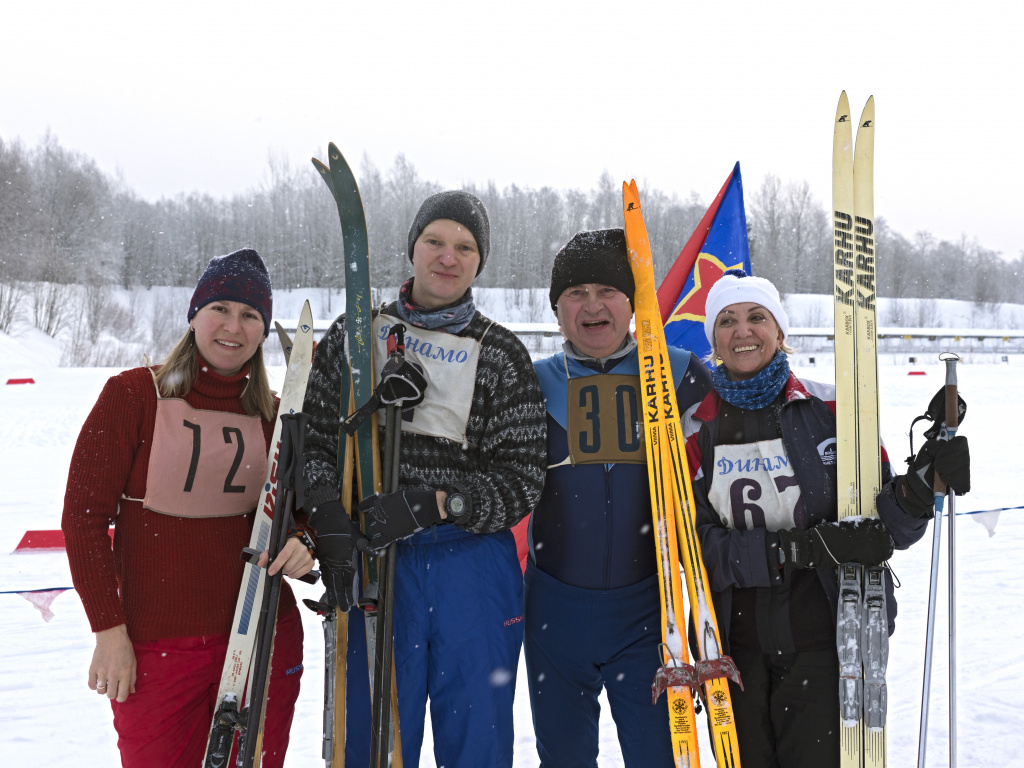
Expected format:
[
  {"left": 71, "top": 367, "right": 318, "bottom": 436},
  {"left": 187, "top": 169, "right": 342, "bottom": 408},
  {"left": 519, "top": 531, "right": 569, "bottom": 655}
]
[{"left": 62, "top": 361, "right": 299, "bottom": 642}]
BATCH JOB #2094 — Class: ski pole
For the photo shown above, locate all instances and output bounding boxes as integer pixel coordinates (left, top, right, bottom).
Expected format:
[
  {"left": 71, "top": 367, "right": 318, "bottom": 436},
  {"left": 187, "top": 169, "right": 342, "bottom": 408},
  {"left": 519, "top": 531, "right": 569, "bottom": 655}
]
[
  {"left": 916, "top": 352, "right": 959, "bottom": 768},
  {"left": 943, "top": 353, "right": 959, "bottom": 768},
  {"left": 369, "top": 323, "right": 408, "bottom": 768},
  {"left": 239, "top": 412, "right": 309, "bottom": 768}
]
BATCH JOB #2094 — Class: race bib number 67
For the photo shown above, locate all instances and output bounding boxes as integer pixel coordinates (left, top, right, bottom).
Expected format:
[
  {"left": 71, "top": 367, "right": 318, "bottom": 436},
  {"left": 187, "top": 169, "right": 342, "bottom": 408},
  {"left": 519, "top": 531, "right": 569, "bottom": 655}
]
[{"left": 707, "top": 438, "right": 802, "bottom": 532}]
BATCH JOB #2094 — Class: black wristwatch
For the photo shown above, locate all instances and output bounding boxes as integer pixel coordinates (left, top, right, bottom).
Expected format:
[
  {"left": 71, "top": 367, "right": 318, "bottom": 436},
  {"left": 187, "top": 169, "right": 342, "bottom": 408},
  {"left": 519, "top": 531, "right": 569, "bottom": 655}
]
[{"left": 444, "top": 490, "right": 471, "bottom": 522}]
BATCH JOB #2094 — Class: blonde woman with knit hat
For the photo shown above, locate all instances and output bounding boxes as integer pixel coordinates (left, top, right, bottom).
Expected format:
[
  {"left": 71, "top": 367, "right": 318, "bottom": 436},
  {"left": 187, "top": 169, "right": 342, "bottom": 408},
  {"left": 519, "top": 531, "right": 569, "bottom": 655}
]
[{"left": 62, "top": 248, "right": 313, "bottom": 768}]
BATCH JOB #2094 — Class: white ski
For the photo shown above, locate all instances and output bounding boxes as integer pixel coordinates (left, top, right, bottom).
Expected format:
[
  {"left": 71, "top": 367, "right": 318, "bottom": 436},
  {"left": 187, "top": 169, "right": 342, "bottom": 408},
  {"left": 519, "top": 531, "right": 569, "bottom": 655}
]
[{"left": 204, "top": 300, "right": 315, "bottom": 768}]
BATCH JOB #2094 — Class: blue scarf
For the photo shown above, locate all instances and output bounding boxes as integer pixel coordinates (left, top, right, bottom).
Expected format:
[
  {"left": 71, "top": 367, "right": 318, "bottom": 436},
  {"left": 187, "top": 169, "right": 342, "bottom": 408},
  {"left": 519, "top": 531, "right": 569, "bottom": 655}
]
[
  {"left": 711, "top": 351, "right": 790, "bottom": 410},
  {"left": 396, "top": 278, "right": 476, "bottom": 334}
]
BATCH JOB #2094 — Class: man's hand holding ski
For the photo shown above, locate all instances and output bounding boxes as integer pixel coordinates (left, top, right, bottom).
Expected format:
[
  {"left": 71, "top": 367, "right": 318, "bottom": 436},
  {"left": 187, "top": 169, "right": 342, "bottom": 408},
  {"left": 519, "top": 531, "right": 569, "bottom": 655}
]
[{"left": 309, "top": 500, "right": 365, "bottom": 611}]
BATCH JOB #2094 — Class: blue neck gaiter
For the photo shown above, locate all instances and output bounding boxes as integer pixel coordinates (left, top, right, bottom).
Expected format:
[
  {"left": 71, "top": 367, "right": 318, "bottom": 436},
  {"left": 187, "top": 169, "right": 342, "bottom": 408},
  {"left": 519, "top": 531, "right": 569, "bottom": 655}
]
[{"left": 711, "top": 351, "right": 791, "bottom": 410}]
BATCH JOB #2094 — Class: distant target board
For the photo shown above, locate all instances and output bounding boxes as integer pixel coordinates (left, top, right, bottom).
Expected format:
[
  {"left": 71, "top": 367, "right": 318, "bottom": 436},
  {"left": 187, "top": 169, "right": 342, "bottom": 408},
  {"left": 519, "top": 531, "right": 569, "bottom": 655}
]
[{"left": 13, "top": 529, "right": 114, "bottom": 553}]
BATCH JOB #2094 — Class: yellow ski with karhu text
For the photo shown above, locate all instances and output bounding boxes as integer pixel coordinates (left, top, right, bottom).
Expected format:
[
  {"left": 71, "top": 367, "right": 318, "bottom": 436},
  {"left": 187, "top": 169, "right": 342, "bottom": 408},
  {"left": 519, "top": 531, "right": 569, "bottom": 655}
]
[{"left": 624, "top": 180, "right": 741, "bottom": 768}]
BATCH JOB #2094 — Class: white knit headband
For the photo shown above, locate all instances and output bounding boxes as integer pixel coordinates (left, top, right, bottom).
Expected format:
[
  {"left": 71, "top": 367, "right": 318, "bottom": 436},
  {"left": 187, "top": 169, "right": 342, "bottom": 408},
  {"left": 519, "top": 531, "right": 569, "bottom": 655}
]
[{"left": 703, "top": 272, "right": 789, "bottom": 345}]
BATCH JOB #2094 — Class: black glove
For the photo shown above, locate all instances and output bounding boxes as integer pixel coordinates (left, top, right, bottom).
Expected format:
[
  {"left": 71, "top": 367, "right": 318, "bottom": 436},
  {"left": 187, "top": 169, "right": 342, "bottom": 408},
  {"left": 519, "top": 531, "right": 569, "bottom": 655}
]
[
  {"left": 775, "top": 519, "right": 894, "bottom": 577},
  {"left": 358, "top": 489, "right": 443, "bottom": 552},
  {"left": 308, "top": 501, "right": 365, "bottom": 611},
  {"left": 899, "top": 436, "right": 971, "bottom": 517}
]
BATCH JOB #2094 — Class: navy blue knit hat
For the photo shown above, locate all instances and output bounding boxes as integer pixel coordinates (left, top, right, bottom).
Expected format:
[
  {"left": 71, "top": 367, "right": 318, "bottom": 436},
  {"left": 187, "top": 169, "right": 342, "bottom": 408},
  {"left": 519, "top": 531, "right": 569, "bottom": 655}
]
[
  {"left": 407, "top": 190, "right": 491, "bottom": 275},
  {"left": 188, "top": 248, "right": 273, "bottom": 337}
]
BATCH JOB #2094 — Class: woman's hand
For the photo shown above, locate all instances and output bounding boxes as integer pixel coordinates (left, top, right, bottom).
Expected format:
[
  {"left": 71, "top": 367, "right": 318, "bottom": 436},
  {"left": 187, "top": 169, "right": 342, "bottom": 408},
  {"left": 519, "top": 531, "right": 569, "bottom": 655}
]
[
  {"left": 258, "top": 535, "right": 314, "bottom": 580},
  {"left": 90, "top": 624, "right": 137, "bottom": 702}
]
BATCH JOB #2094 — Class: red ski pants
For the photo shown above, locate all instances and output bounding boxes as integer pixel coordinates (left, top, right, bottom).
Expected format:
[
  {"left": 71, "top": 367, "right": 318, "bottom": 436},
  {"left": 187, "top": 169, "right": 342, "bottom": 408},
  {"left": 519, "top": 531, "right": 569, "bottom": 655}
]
[{"left": 110, "top": 603, "right": 303, "bottom": 768}]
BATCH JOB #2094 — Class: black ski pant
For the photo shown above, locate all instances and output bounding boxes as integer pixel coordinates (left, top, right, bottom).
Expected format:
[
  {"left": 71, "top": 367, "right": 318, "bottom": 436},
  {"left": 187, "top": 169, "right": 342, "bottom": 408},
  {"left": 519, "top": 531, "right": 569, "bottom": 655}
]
[{"left": 726, "top": 647, "right": 840, "bottom": 768}]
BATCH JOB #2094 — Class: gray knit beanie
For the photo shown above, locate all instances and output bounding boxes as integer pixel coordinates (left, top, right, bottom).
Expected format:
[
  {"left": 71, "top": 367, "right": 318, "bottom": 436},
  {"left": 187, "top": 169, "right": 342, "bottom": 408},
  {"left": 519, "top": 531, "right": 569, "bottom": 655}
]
[
  {"left": 549, "top": 229, "right": 635, "bottom": 312},
  {"left": 407, "top": 190, "right": 491, "bottom": 275}
]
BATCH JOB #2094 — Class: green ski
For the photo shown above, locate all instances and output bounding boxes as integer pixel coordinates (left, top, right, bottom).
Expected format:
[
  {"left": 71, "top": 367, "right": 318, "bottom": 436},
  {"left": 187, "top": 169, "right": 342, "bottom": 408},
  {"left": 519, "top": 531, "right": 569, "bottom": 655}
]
[{"left": 313, "top": 144, "right": 402, "bottom": 767}]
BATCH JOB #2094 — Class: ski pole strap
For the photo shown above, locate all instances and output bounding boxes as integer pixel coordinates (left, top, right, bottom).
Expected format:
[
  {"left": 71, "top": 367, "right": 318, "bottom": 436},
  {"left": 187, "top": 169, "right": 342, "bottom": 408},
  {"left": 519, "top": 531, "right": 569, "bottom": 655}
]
[
  {"left": 277, "top": 413, "right": 309, "bottom": 508},
  {"left": 340, "top": 355, "right": 427, "bottom": 436}
]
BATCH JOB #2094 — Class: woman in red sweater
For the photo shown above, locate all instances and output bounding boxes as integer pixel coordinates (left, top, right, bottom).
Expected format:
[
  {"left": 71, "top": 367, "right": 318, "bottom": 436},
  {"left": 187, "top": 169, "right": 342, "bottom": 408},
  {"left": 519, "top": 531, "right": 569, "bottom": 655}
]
[{"left": 62, "top": 248, "right": 313, "bottom": 768}]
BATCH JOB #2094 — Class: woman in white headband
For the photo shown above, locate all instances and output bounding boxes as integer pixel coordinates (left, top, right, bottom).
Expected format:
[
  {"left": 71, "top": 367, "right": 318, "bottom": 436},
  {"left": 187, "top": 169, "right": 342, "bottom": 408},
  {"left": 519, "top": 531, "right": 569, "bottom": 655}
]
[{"left": 686, "top": 269, "right": 970, "bottom": 767}]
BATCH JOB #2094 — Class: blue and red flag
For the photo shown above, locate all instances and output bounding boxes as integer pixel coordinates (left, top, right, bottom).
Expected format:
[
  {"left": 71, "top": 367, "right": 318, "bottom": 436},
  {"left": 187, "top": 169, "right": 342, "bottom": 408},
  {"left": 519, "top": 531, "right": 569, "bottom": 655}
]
[{"left": 657, "top": 162, "right": 752, "bottom": 365}]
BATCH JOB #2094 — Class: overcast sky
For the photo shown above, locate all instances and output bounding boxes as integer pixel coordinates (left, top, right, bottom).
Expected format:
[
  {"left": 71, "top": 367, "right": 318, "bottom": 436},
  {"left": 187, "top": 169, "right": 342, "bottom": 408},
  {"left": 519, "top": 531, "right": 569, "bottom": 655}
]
[{"left": 3, "top": 0, "right": 1021, "bottom": 261}]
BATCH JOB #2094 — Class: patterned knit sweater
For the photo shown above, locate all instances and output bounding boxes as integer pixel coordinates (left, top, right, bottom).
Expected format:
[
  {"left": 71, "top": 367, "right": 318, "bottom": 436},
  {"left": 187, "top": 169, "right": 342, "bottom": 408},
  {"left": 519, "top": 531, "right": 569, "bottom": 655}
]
[
  {"left": 303, "top": 303, "right": 547, "bottom": 533},
  {"left": 62, "top": 361, "right": 299, "bottom": 642}
]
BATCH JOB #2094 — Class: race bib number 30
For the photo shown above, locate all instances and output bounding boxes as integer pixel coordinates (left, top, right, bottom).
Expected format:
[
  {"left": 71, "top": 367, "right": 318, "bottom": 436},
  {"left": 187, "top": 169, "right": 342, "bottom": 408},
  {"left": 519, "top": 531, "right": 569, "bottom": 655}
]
[
  {"left": 707, "top": 438, "right": 802, "bottom": 532},
  {"left": 566, "top": 375, "right": 645, "bottom": 465}
]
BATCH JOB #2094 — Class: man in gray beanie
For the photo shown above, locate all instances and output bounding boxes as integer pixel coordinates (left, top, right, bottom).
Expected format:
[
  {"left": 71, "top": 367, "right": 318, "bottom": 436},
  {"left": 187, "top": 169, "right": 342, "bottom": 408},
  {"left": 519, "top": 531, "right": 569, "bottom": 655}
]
[
  {"left": 407, "top": 189, "right": 491, "bottom": 275},
  {"left": 525, "top": 228, "right": 712, "bottom": 766},
  {"left": 302, "top": 190, "right": 546, "bottom": 768}
]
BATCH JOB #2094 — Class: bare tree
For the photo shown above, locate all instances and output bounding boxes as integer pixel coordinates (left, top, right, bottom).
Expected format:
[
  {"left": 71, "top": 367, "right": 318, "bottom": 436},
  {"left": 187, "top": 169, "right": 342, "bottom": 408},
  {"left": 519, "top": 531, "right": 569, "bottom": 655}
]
[
  {"left": 748, "top": 174, "right": 785, "bottom": 285},
  {"left": 32, "top": 281, "right": 71, "bottom": 336},
  {"left": 0, "top": 278, "right": 24, "bottom": 332}
]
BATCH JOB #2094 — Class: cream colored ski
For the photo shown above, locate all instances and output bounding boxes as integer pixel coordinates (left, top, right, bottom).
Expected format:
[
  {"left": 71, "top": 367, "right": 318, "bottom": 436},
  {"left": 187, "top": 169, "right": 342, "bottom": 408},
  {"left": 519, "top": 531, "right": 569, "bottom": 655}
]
[{"left": 834, "top": 92, "right": 886, "bottom": 768}]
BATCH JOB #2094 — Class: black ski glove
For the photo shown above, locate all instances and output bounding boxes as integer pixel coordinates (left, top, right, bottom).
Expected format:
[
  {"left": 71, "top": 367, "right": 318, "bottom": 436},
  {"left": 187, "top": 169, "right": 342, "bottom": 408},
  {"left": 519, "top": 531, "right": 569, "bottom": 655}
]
[
  {"left": 357, "top": 489, "right": 443, "bottom": 552},
  {"left": 774, "top": 519, "right": 894, "bottom": 577},
  {"left": 898, "top": 436, "right": 971, "bottom": 517},
  {"left": 308, "top": 500, "right": 365, "bottom": 611}
]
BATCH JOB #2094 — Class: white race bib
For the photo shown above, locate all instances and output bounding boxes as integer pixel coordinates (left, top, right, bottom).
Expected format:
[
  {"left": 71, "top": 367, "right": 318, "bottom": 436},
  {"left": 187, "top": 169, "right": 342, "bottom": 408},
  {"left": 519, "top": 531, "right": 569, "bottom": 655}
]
[
  {"left": 372, "top": 314, "right": 481, "bottom": 444},
  {"left": 707, "top": 438, "right": 802, "bottom": 533}
]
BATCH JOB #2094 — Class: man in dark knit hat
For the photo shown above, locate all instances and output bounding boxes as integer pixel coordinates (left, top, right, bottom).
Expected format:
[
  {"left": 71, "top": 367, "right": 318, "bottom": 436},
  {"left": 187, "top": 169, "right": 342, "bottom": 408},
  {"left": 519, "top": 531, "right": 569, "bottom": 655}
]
[
  {"left": 525, "top": 228, "right": 712, "bottom": 767},
  {"left": 301, "top": 190, "right": 546, "bottom": 768}
]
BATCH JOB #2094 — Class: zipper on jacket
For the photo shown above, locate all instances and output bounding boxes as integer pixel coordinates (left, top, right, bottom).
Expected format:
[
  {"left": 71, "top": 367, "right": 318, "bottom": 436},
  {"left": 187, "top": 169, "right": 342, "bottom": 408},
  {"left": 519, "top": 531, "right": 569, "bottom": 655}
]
[{"left": 604, "top": 466, "right": 614, "bottom": 590}]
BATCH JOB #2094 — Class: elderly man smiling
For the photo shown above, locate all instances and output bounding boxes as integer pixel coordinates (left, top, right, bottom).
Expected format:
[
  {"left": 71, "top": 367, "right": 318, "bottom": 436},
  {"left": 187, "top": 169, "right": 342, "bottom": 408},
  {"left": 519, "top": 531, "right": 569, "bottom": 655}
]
[{"left": 525, "top": 228, "right": 712, "bottom": 768}]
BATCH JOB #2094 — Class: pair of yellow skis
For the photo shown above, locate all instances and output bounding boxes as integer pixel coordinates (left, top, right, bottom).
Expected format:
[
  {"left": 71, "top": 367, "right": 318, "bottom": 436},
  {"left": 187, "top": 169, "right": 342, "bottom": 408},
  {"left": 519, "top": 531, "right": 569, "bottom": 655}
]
[{"left": 623, "top": 181, "right": 741, "bottom": 768}]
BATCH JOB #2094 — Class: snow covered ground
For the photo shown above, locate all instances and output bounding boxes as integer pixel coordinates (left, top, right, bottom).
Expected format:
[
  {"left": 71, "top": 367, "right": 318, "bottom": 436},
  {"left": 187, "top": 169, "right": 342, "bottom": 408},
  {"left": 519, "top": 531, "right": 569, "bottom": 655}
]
[{"left": 2, "top": 346, "right": 1023, "bottom": 766}]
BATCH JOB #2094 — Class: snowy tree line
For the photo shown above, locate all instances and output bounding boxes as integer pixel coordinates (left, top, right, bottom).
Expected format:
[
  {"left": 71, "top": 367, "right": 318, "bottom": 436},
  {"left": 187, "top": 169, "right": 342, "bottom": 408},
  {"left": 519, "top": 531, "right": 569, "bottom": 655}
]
[{"left": 1, "top": 132, "right": 1020, "bottom": 340}]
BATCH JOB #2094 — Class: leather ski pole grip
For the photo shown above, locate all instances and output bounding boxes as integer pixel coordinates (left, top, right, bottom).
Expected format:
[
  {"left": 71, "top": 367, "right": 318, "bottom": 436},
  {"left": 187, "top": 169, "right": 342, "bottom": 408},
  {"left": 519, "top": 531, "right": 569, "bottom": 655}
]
[{"left": 933, "top": 353, "right": 960, "bottom": 498}]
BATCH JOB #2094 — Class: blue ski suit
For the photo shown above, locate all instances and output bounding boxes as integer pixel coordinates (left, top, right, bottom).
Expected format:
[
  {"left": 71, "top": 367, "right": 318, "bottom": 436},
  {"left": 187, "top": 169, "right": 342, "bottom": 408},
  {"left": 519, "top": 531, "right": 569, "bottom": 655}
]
[{"left": 525, "top": 344, "right": 711, "bottom": 768}]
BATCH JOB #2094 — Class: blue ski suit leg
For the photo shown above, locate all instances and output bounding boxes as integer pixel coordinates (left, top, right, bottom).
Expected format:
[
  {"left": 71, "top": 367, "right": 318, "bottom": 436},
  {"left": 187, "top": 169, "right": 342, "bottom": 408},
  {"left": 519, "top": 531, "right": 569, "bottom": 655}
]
[
  {"left": 345, "top": 526, "right": 523, "bottom": 767},
  {"left": 343, "top": 606, "right": 372, "bottom": 767},
  {"left": 397, "top": 524, "right": 524, "bottom": 768},
  {"left": 523, "top": 562, "right": 674, "bottom": 768}
]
